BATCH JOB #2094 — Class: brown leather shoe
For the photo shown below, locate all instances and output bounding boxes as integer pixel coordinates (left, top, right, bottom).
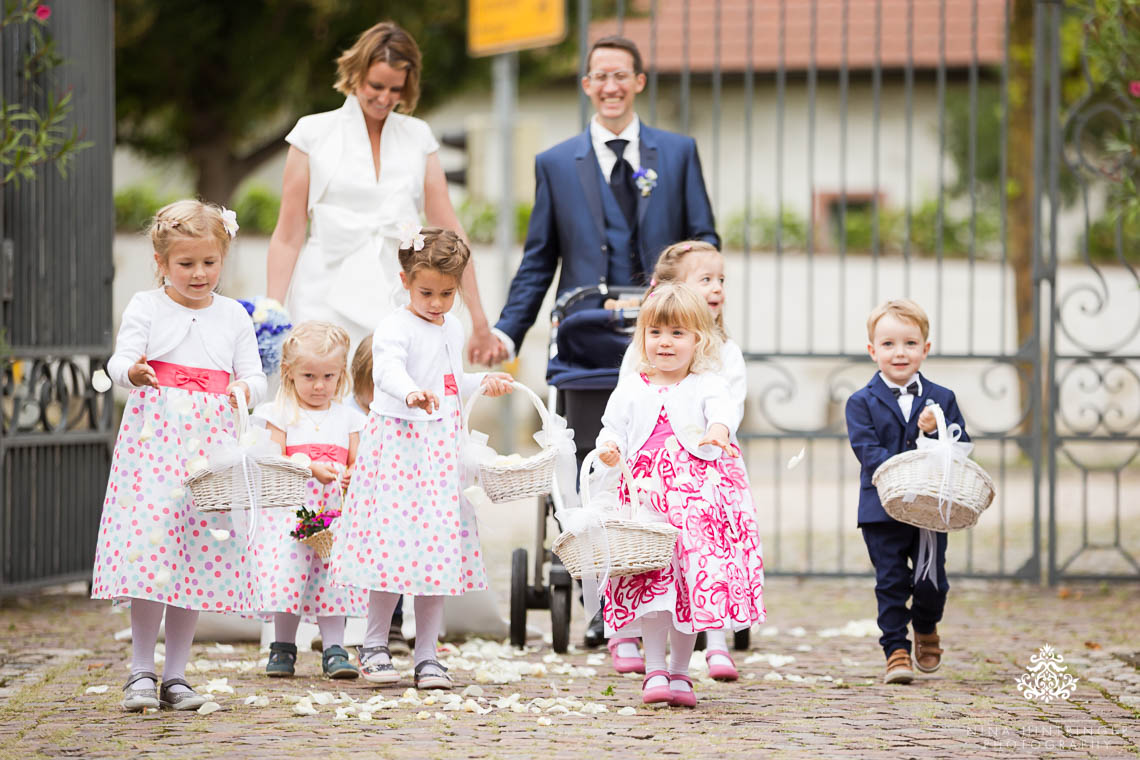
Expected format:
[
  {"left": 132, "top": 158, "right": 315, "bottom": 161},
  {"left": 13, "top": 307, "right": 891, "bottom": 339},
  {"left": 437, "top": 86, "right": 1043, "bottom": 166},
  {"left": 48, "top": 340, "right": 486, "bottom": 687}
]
[
  {"left": 884, "top": 648, "right": 914, "bottom": 684},
  {"left": 914, "top": 629, "right": 943, "bottom": 673}
]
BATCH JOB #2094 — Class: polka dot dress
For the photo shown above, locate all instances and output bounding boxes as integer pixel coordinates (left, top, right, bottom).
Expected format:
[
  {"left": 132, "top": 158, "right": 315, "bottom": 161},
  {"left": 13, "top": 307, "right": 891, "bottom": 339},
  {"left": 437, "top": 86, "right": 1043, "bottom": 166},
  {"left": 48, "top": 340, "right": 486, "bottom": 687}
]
[
  {"left": 330, "top": 393, "right": 487, "bottom": 596},
  {"left": 91, "top": 386, "right": 257, "bottom": 612}
]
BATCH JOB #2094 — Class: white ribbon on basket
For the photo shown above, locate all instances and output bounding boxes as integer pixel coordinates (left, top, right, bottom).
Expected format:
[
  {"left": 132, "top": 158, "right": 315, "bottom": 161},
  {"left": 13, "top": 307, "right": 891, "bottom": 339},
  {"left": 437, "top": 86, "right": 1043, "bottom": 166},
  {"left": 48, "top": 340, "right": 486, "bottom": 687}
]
[
  {"left": 201, "top": 387, "right": 277, "bottom": 551},
  {"left": 460, "top": 380, "right": 579, "bottom": 512},
  {"left": 906, "top": 402, "right": 974, "bottom": 583}
]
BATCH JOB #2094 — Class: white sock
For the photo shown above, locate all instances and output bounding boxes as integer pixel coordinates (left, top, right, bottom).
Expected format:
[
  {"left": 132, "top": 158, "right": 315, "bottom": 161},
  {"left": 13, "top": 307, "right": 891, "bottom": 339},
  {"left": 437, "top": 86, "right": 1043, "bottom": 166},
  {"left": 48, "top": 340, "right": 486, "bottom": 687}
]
[
  {"left": 317, "top": 616, "right": 345, "bottom": 649},
  {"left": 161, "top": 605, "right": 199, "bottom": 694},
  {"left": 129, "top": 598, "right": 164, "bottom": 690},
  {"left": 413, "top": 596, "right": 445, "bottom": 672},
  {"left": 640, "top": 612, "right": 671, "bottom": 690},
  {"left": 704, "top": 628, "right": 733, "bottom": 667},
  {"left": 669, "top": 627, "right": 698, "bottom": 691},
  {"left": 364, "top": 591, "right": 401, "bottom": 665},
  {"left": 273, "top": 612, "right": 301, "bottom": 645},
  {"left": 615, "top": 640, "right": 642, "bottom": 659}
]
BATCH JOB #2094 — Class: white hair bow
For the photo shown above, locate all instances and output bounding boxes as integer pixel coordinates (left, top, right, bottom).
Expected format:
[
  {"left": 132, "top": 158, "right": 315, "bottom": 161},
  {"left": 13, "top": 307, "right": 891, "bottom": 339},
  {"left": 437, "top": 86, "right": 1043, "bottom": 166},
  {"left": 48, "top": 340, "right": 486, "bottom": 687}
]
[
  {"left": 397, "top": 221, "right": 425, "bottom": 252},
  {"left": 219, "top": 207, "right": 239, "bottom": 239}
]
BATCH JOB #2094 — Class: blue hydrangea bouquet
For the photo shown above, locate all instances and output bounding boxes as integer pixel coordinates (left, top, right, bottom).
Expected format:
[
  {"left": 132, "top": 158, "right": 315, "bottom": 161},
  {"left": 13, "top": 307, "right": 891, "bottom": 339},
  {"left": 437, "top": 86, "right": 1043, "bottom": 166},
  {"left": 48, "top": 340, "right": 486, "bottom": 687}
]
[{"left": 237, "top": 297, "right": 292, "bottom": 376}]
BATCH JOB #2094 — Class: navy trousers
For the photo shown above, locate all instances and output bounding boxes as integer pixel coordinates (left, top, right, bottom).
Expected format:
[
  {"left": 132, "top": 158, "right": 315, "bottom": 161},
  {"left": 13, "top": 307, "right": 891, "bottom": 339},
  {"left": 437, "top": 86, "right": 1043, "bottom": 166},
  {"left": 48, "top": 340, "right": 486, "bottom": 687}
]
[{"left": 861, "top": 522, "right": 949, "bottom": 657}]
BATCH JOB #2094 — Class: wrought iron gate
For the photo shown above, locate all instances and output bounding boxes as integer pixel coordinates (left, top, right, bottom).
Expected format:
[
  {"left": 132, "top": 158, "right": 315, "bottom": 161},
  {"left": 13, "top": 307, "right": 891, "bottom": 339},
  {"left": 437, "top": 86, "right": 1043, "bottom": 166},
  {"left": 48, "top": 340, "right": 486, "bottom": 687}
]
[
  {"left": 0, "top": 0, "right": 115, "bottom": 595},
  {"left": 575, "top": 0, "right": 1139, "bottom": 582}
]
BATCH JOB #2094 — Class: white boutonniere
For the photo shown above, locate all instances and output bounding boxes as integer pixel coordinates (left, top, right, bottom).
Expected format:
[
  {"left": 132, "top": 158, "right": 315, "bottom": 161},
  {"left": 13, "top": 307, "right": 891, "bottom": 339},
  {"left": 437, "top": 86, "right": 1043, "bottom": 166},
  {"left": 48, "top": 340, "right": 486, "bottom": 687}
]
[
  {"left": 397, "top": 221, "right": 426, "bottom": 251},
  {"left": 219, "top": 207, "right": 239, "bottom": 239},
  {"left": 633, "top": 167, "right": 658, "bottom": 197}
]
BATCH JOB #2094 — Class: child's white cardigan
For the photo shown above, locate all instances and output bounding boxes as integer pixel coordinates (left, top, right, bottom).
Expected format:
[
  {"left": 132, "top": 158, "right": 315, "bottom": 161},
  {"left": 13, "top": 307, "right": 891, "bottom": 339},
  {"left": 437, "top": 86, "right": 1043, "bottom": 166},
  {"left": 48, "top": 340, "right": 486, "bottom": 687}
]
[{"left": 596, "top": 370, "right": 741, "bottom": 462}]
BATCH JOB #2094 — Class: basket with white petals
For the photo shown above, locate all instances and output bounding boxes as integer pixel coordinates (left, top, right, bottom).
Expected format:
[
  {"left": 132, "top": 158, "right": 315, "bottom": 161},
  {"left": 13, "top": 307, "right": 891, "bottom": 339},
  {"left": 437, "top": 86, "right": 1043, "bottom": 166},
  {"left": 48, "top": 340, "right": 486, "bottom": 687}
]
[{"left": 463, "top": 381, "right": 559, "bottom": 504}]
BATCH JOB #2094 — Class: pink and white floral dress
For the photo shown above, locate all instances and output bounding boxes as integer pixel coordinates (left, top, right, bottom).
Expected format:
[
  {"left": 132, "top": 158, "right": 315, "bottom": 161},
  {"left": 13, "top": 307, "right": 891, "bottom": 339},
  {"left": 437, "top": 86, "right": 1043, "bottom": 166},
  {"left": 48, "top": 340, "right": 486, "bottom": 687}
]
[
  {"left": 250, "top": 401, "right": 369, "bottom": 620},
  {"left": 602, "top": 375, "right": 766, "bottom": 636}
]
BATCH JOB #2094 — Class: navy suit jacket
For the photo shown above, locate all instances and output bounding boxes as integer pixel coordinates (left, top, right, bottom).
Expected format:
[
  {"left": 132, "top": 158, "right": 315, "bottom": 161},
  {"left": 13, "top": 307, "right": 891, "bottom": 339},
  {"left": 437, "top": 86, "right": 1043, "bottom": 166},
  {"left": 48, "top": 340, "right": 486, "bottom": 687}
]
[
  {"left": 494, "top": 123, "right": 718, "bottom": 349},
  {"left": 845, "top": 372, "right": 970, "bottom": 526}
]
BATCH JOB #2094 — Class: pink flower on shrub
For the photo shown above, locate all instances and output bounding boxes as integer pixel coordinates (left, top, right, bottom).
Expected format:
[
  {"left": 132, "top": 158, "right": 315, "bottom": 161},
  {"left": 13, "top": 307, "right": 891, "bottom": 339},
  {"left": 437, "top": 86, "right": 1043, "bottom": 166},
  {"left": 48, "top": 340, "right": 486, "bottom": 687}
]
[
  {"left": 34, "top": 4, "right": 51, "bottom": 20},
  {"left": 1130, "top": 80, "right": 1140, "bottom": 98}
]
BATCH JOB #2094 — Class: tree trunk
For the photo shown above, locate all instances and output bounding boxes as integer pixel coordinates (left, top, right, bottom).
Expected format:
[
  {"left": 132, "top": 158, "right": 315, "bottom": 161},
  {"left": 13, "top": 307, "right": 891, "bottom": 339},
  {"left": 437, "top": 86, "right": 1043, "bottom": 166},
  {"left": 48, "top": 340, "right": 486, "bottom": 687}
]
[
  {"left": 1008, "top": 0, "right": 1036, "bottom": 430},
  {"left": 190, "top": 143, "right": 241, "bottom": 207}
]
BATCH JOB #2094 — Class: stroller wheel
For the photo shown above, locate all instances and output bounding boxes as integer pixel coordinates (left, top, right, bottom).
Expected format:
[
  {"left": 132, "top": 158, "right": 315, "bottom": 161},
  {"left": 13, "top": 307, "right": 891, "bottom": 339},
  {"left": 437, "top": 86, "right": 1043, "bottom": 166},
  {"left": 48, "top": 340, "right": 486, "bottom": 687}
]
[
  {"left": 509, "top": 548, "right": 528, "bottom": 649},
  {"left": 734, "top": 628, "right": 751, "bottom": 651},
  {"left": 550, "top": 584, "right": 572, "bottom": 654}
]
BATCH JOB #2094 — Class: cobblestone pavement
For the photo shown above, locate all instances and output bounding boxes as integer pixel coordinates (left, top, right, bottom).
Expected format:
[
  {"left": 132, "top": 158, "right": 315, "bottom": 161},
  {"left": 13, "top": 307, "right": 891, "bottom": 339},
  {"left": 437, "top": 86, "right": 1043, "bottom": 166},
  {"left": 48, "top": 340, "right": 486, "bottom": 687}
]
[{"left": 1, "top": 576, "right": 1137, "bottom": 760}]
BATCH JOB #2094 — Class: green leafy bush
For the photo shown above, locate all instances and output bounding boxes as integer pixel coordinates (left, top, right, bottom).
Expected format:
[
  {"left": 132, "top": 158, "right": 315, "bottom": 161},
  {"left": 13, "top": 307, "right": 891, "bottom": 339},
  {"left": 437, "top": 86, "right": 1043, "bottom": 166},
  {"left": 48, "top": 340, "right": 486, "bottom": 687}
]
[
  {"left": 232, "top": 184, "right": 281, "bottom": 236},
  {"left": 721, "top": 207, "right": 808, "bottom": 250},
  {"left": 1082, "top": 212, "right": 1140, "bottom": 264},
  {"left": 114, "top": 186, "right": 177, "bottom": 233},
  {"left": 457, "top": 197, "right": 533, "bottom": 244}
]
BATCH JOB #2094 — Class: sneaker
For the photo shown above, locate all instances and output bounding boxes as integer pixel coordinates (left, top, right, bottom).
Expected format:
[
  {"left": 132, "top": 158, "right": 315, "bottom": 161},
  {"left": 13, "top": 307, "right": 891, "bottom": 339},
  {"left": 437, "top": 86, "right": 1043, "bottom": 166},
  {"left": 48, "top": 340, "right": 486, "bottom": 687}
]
[
  {"left": 413, "top": 659, "right": 452, "bottom": 690},
  {"left": 266, "top": 641, "right": 297, "bottom": 678},
  {"left": 159, "top": 678, "right": 208, "bottom": 711},
  {"left": 121, "top": 671, "right": 160, "bottom": 712},
  {"left": 884, "top": 648, "right": 915, "bottom": 684},
  {"left": 914, "top": 628, "right": 943, "bottom": 673},
  {"left": 322, "top": 645, "right": 360, "bottom": 679},
  {"left": 358, "top": 645, "right": 400, "bottom": 684}
]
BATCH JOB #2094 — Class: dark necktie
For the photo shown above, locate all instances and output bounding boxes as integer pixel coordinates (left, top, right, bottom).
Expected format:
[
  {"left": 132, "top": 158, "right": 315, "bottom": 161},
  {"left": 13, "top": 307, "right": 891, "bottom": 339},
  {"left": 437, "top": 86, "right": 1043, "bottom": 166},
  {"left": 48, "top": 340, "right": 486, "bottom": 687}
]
[
  {"left": 606, "top": 139, "right": 638, "bottom": 228},
  {"left": 890, "top": 381, "right": 920, "bottom": 398}
]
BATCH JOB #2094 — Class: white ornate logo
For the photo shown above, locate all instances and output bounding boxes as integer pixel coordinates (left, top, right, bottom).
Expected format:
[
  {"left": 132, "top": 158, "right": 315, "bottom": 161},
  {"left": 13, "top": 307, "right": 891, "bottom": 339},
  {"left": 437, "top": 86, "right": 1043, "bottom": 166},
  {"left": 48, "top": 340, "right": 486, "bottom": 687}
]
[{"left": 1016, "top": 644, "right": 1079, "bottom": 703}]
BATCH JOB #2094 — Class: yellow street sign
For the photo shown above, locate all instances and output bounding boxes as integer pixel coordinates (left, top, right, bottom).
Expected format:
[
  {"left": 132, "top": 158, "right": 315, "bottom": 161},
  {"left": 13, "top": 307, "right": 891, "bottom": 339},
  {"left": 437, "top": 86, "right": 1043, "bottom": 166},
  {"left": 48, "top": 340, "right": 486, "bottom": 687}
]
[{"left": 469, "top": 0, "right": 566, "bottom": 58}]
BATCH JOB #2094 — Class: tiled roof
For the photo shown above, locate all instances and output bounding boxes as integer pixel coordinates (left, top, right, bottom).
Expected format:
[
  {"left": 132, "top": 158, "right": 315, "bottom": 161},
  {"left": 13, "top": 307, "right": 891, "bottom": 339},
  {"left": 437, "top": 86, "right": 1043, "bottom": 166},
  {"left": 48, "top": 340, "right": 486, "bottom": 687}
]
[{"left": 588, "top": 0, "right": 1009, "bottom": 73}]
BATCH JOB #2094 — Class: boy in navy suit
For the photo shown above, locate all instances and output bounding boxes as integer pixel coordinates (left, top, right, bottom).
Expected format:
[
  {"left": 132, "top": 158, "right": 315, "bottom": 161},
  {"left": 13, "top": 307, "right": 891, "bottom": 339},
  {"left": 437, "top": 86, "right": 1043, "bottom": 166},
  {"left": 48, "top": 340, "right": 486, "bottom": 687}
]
[{"left": 845, "top": 299, "right": 969, "bottom": 684}]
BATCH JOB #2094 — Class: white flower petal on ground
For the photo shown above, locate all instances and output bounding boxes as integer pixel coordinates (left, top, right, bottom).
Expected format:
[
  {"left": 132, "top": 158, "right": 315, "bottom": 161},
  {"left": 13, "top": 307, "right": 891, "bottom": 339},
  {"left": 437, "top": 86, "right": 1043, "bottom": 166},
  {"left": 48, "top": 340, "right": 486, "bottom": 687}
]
[
  {"left": 788, "top": 626, "right": 807, "bottom": 637},
  {"left": 415, "top": 711, "right": 431, "bottom": 720},
  {"left": 509, "top": 703, "right": 529, "bottom": 713},
  {"left": 434, "top": 713, "right": 448, "bottom": 722},
  {"left": 86, "top": 685, "right": 109, "bottom": 694},
  {"left": 617, "top": 706, "right": 637, "bottom": 716},
  {"left": 494, "top": 693, "right": 521, "bottom": 708},
  {"left": 333, "top": 708, "right": 352, "bottom": 721},
  {"left": 580, "top": 703, "right": 608, "bottom": 714},
  {"left": 209, "top": 529, "right": 231, "bottom": 541},
  {"left": 293, "top": 698, "right": 318, "bottom": 716},
  {"left": 761, "top": 627, "right": 779, "bottom": 637},
  {"left": 205, "top": 678, "right": 234, "bottom": 694},
  {"left": 358, "top": 712, "right": 373, "bottom": 722},
  {"left": 92, "top": 370, "right": 112, "bottom": 393},
  {"left": 442, "top": 702, "right": 462, "bottom": 712},
  {"left": 244, "top": 695, "right": 269, "bottom": 707},
  {"left": 536, "top": 717, "right": 553, "bottom": 726},
  {"left": 461, "top": 685, "right": 484, "bottom": 698},
  {"left": 308, "top": 691, "right": 335, "bottom": 705},
  {"left": 211, "top": 643, "right": 234, "bottom": 655},
  {"left": 763, "top": 672, "right": 784, "bottom": 681},
  {"left": 786, "top": 674, "right": 805, "bottom": 682},
  {"left": 197, "top": 701, "right": 222, "bottom": 715},
  {"left": 818, "top": 619, "right": 881, "bottom": 638},
  {"left": 786, "top": 447, "right": 807, "bottom": 470},
  {"left": 796, "top": 644, "right": 813, "bottom": 652}
]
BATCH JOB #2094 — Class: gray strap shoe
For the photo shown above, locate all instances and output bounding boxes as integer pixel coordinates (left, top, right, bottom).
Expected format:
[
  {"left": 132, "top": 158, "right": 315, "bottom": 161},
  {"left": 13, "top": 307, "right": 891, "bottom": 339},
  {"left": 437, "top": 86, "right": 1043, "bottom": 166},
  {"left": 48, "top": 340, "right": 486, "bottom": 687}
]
[
  {"left": 413, "top": 659, "right": 452, "bottom": 690},
  {"left": 357, "top": 645, "right": 399, "bottom": 684},
  {"left": 159, "top": 677, "right": 208, "bottom": 711},
  {"left": 121, "top": 670, "right": 160, "bottom": 712}
]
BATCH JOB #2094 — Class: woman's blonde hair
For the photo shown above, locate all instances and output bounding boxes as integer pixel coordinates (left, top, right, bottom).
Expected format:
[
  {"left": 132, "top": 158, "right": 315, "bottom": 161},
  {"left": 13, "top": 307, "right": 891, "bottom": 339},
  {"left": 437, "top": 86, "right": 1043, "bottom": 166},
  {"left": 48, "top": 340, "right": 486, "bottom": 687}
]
[
  {"left": 648, "top": 239, "right": 726, "bottom": 338},
  {"left": 398, "top": 227, "right": 470, "bottom": 284},
  {"left": 148, "top": 199, "right": 232, "bottom": 284},
  {"left": 275, "top": 321, "right": 352, "bottom": 423},
  {"left": 632, "top": 283, "right": 723, "bottom": 375},
  {"left": 334, "top": 21, "right": 421, "bottom": 112}
]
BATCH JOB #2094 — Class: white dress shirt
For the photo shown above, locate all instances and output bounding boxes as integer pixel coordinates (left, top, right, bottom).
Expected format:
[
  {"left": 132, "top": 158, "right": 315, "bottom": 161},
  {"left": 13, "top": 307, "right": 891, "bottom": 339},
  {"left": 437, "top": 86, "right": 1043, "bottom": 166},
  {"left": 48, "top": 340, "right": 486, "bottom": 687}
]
[
  {"left": 879, "top": 371, "right": 923, "bottom": 422},
  {"left": 107, "top": 288, "right": 267, "bottom": 405},
  {"left": 370, "top": 308, "right": 486, "bottom": 421}
]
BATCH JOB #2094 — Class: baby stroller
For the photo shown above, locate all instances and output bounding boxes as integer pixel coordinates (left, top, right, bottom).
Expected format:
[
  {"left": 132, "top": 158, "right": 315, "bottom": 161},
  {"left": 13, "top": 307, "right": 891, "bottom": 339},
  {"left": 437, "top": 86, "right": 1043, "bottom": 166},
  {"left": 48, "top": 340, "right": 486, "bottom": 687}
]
[{"left": 509, "top": 282, "right": 641, "bottom": 652}]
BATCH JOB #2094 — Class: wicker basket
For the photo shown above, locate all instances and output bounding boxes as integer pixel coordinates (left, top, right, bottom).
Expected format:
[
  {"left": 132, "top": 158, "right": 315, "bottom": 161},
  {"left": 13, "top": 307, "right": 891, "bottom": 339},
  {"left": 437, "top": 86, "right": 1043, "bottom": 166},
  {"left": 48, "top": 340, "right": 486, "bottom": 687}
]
[
  {"left": 872, "top": 404, "right": 996, "bottom": 532},
  {"left": 463, "top": 381, "right": 558, "bottom": 504},
  {"left": 300, "top": 528, "right": 335, "bottom": 561},
  {"left": 552, "top": 451, "right": 680, "bottom": 579},
  {"left": 183, "top": 389, "right": 312, "bottom": 512}
]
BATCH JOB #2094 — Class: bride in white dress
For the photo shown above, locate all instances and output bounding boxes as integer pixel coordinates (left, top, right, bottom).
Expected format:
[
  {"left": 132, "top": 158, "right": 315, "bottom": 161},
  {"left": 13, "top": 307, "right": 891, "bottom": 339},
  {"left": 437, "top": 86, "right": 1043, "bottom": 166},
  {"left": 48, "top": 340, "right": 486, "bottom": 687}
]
[{"left": 266, "top": 21, "right": 499, "bottom": 364}]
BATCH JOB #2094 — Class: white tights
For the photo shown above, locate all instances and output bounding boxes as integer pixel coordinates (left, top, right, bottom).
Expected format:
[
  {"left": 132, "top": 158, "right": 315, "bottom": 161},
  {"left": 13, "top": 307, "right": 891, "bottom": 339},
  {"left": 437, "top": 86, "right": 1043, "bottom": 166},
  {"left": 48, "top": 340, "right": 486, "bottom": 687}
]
[
  {"left": 129, "top": 598, "right": 198, "bottom": 693},
  {"left": 364, "top": 592, "right": 444, "bottom": 670},
  {"left": 272, "top": 613, "right": 346, "bottom": 649},
  {"left": 639, "top": 611, "right": 698, "bottom": 691}
]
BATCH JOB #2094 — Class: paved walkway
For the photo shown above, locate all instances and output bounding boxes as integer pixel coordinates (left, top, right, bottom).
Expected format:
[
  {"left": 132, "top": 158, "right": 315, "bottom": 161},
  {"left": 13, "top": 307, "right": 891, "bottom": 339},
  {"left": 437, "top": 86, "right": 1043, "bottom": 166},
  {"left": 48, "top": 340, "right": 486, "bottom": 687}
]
[{"left": 1, "top": 577, "right": 1137, "bottom": 759}]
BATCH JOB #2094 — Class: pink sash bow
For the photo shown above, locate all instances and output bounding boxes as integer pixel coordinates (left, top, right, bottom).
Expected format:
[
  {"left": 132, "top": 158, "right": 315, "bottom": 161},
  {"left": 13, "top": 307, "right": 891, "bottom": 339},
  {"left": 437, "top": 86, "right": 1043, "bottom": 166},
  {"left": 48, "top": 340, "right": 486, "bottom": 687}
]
[
  {"left": 150, "top": 360, "right": 230, "bottom": 394},
  {"left": 286, "top": 443, "right": 349, "bottom": 465}
]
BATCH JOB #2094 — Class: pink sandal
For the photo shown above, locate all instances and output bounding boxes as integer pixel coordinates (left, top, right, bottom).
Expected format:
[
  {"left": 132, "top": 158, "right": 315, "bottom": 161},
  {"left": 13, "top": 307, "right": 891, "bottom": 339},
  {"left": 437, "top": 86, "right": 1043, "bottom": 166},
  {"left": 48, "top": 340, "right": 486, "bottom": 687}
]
[
  {"left": 704, "top": 649, "right": 739, "bottom": 681},
  {"left": 607, "top": 637, "right": 645, "bottom": 674},
  {"left": 668, "top": 674, "right": 698, "bottom": 707},
  {"left": 642, "top": 670, "right": 673, "bottom": 704}
]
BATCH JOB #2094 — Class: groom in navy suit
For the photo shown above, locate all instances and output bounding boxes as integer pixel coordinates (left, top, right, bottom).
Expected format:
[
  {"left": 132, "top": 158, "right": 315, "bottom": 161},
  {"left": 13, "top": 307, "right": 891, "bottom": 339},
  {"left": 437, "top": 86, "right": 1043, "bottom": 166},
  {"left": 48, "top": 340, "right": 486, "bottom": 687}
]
[{"left": 488, "top": 35, "right": 718, "bottom": 362}]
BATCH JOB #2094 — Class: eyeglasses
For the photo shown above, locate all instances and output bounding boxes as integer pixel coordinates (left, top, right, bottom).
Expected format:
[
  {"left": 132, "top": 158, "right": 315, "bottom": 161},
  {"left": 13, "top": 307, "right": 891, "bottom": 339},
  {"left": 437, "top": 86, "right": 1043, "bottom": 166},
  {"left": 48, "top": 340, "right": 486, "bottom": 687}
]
[{"left": 586, "top": 70, "right": 636, "bottom": 85}]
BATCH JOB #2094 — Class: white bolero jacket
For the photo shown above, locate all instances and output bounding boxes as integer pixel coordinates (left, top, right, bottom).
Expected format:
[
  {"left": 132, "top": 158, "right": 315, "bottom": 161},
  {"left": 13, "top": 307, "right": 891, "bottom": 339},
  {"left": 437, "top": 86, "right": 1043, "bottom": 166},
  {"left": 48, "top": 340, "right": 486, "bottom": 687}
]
[
  {"left": 620, "top": 336, "right": 747, "bottom": 423},
  {"left": 369, "top": 308, "right": 486, "bottom": 422},
  {"left": 596, "top": 371, "right": 741, "bottom": 462}
]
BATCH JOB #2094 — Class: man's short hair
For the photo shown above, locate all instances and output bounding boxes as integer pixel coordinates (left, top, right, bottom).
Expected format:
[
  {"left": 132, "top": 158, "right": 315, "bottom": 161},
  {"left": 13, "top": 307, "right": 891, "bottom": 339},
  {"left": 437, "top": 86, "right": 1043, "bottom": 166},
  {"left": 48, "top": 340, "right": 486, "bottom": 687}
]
[{"left": 587, "top": 35, "right": 644, "bottom": 75}]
